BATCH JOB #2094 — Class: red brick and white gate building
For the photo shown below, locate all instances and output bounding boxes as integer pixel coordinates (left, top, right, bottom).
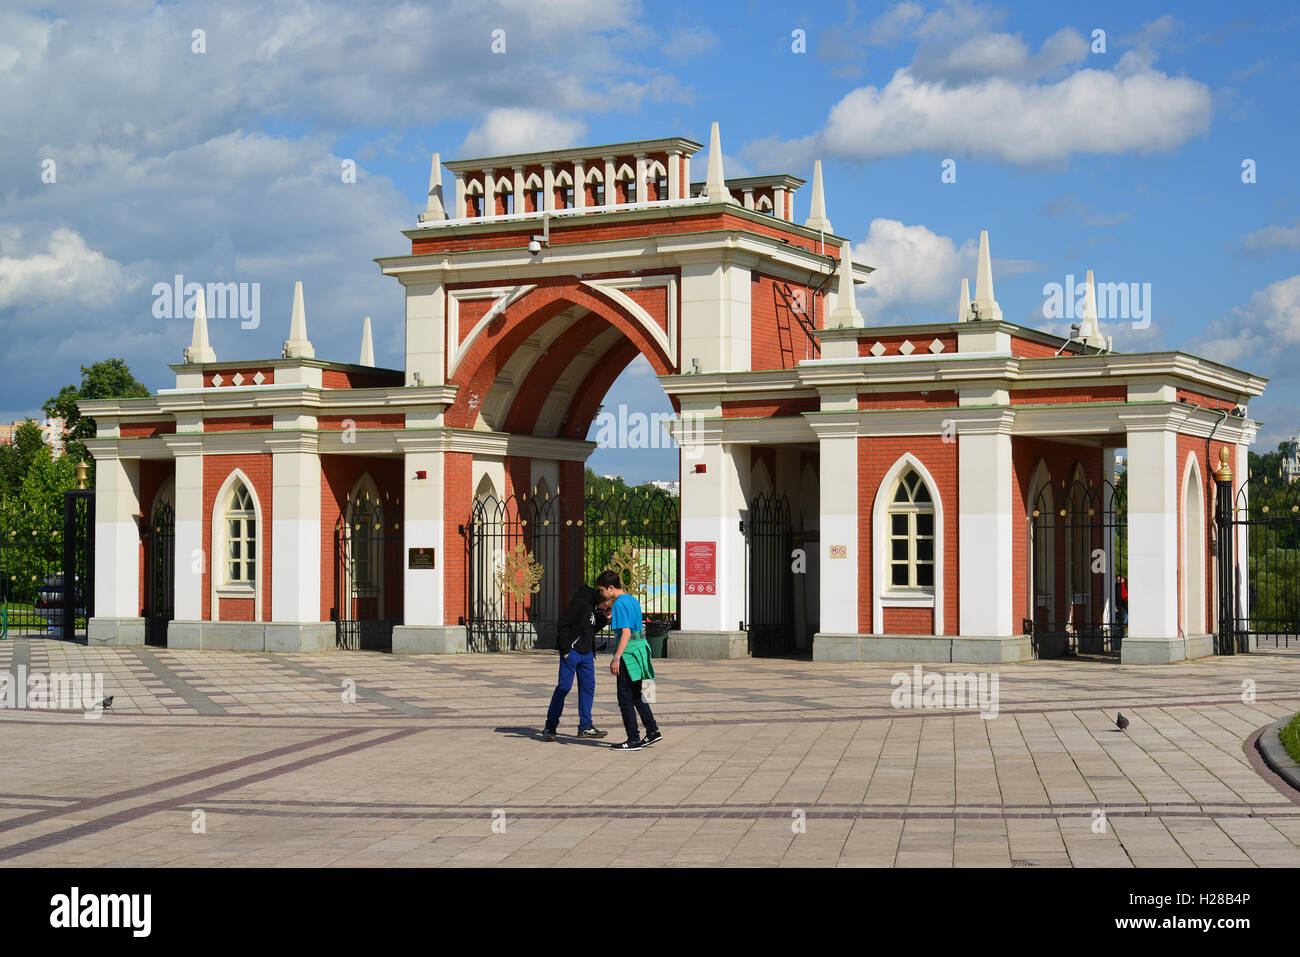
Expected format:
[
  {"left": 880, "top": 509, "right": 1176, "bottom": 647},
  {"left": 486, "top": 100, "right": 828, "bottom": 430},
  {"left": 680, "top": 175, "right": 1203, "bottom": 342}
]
[{"left": 83, "top": 123, "right": 1266, "bottom": 664}]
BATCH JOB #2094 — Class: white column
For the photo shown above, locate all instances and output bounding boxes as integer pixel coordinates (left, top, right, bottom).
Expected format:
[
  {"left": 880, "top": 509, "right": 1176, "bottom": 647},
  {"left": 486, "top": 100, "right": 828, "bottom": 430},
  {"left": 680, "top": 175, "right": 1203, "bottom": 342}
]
[
  {"left": 172, "top": 444, "right": 204, "bottom": 621},
  {"left": 603, "top": 156, "right": 615, "bottom": 205},
  {"left": 679, "top": 256, "right": 751, "bottom": 373},
  {"left": 404, "top": 279, "right": 445, "bottom": 387},
  {"left": 742, "top": 188, "right": 754, "bottom": 209},
  {"left": 679, "top": 441, "right": 748, "bottom": 633},
  {"left": 635, "top": 153, "right": 647, "bottom": 203},
  {"left": 573, "top": 160, "right": 586, "bottom": 209},
  {"left": 92, "top": 454, "right": 141, "bottom": 618},
  {"left": 269, "top": 437, "right": 321, "bottom": 622},
  {"left": 667, "top": 150, "right": 681, "bottom": 199},
  {"left": 402, "top": 447, "right": 445, "bottom": 627},
  {"left": 542, "top": 164, "right": 554, "bottom": 212},
  {"left": 454, "top": 175, "right": 465, "bottom": 219},
  {"left": 815, "top": 422, "right": 859, "bottom": 634},
  {"left": 774, "top": 185, "right": 787, "bottom": 220},
  {"left": 512, "top": 166, "right": 524, "bottom": 215},
  {"left": 483, "top": 170, "right": 495, "bottom": 215},
  {"left": 1126, "top": 426, "right": 1179, "bottom": 640},
  {"left": 958, "top": 424, "right": 1015, "bottom": 636}
]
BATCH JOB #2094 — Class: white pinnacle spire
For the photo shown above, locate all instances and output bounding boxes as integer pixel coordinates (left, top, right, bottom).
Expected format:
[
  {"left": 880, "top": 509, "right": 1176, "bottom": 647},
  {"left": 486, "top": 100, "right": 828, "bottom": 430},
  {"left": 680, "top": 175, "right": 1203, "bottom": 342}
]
[
  {"left": 418, "top": 152, "right": 446, "bottom": 222},
  {"left": 183, "top": 290, "right": 216, "bottom": 363},
  {"left": 360, "top": 316, "right": 374, "bottom": 367},
  {"left": 704, "top": 122, "right": 734, "bottom": 204},
  {"left": 1079, "top": 269, "right": 1106, "bottom": 348},
  {"left": 282, "top": 281, "right": 315, "bottom": 359},
  {"left": 804, "top": 160, "right": 832, "bottom": 232},
  {"left": 828, "top": 242, "right": 863, "bottom": 327},
  {"left": 958, "top": 277, "right": 972, "bottom": 323},
  {"left": 971, "top": 230, "right": 1002, "bottom": 322}
]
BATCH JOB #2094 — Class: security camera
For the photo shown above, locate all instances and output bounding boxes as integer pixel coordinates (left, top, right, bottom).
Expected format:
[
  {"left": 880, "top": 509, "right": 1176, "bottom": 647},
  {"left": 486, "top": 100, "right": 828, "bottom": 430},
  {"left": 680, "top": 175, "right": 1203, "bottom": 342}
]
[{"left": 528, "top": 239, "right": 542, "bottom": 254}]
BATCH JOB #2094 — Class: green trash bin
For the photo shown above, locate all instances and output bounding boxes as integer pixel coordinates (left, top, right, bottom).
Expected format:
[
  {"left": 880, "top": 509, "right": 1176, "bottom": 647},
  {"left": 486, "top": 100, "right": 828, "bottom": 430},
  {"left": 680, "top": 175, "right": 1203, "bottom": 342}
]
[{"left": 645, "top": 621, "right": 670, "bottom": 658}]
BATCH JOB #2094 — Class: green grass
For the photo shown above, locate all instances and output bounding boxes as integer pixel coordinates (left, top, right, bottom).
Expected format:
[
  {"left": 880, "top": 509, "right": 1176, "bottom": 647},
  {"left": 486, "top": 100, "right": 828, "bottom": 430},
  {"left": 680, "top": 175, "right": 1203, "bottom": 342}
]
[{"left": 1281, "top": 713, "right": 1300, "bottom": 766}]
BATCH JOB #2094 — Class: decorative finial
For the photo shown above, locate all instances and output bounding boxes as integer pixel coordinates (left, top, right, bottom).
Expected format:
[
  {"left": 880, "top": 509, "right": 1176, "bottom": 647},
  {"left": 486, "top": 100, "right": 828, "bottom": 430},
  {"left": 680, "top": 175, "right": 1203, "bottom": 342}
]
[
  {"left": 828, "top": 242, "right": 863, "bottom": 327},
  {"left": 359, "top": 316, "right": 374, "bottom": 367},
  {"left": 972, "top": 230, "right": 1003, "bottom": 323},
  {"left": 75, "top": 459, "right": 89, "bottom": 490},
  {"left": 183, "top": 289, "right": 216, "bottom": 363},
  {"left": 282, "top": 281, "right": 315, "bottom": 359},
  {"left": 804, "top": 160, "right": 832, "bottom": 232},
  {"left": 704, "top": 122, "right": 734, "bottom": 204},
  {"left": 958, "top": 277, "right": 972, "bottom": 322},
  {"left": 1079, "top": 269, "right": 1107, "bottom": 348},
  {"left": 418, "top": 152, "right": 447, "bottom": 222},
  {"left": 1215, "top": 445, "right": 1233, "bottom": 483}
]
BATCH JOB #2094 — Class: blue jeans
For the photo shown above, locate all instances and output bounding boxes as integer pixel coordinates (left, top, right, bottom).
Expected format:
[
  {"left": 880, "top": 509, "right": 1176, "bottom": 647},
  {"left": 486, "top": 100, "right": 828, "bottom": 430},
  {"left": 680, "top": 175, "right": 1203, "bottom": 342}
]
[{"left": 545, "top": 649, "right": 595, "bottom": 731}]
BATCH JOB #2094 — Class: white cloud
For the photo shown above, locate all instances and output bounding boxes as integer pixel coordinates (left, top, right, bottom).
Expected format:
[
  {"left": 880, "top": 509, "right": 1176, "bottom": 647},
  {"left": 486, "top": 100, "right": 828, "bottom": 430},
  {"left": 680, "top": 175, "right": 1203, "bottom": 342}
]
[
  {"left": 1240, "top": 221, "right": 1300, "bottom": 256},
  {"left": 0, "top": 228, "right": 137, "bottom": 310},
  {"left": 851, "top": 218, "right": 973, "bottom": 321},
  {"left": 457, "top": 108, "right": 589, "bottom": 158},
  {"left": 1188, "top": 275, "right": 1300, "bottom": 371}
]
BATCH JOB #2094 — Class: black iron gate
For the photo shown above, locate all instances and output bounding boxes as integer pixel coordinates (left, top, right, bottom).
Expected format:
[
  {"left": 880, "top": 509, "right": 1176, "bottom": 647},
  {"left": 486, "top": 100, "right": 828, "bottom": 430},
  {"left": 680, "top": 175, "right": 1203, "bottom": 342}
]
[
  {"left": 462, "top": 489, "right": 680, "bottom": 653},
  {"left": 1217, "top": 459, "right": 1300, "bottom": 652},
  {"left": 744, "top": 492, "right": 796, "bottom": 657},
  {"left": 333, "top": 492, "right": 403, "bottom": 651},
  {"left": 0, "top": 489, "right": 94, "bottom": 641},
  {"left": 1024, "top": 478, "right": 1126, "bottom": 657},
  {"left": 144, "top": 501, "right": 174, "bottom": 647}
]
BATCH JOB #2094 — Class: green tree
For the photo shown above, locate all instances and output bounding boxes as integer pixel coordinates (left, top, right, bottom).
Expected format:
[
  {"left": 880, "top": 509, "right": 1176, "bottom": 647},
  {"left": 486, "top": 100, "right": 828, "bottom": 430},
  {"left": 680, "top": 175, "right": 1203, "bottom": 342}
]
[
  {"left": 0, "top": 419, "right": 48, "bottom": 503},
  {"left": 43, "top": 358, "right": 151, "bottom": 478}
]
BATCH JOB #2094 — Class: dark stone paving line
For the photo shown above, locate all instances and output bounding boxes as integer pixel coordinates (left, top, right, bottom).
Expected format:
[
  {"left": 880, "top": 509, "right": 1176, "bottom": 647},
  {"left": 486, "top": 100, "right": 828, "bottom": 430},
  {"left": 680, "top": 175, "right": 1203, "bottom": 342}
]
[
  {"left": 130, "top": 648, "right": 227, "bottom": 715},
  {"left": 0, "top": 727, "right": 423, "bottom": 862},
  {"left": 181, "top": 805, "right": 1299, "bottom": 823},
  {"left": 0, "top": 726, "right": 370, "bottom": 840},
  {"left": 255, "top": 655, "right": 438, "bottom": 717}
]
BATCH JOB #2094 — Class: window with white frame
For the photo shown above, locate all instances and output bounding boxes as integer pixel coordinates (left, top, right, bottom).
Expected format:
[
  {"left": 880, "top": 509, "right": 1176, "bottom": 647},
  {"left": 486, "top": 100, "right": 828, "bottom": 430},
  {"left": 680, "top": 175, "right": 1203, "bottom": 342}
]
[
  {"left": 887, "top": 469, "right": 935, "bottom": 591},
  {"left": 224, "top": 481, "right": 257, "bottom": 586}
]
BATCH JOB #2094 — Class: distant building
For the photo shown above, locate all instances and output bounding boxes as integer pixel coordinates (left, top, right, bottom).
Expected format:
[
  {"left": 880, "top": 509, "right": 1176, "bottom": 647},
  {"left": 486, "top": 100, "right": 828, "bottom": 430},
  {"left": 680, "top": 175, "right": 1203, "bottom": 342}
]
[
  {"left": 1283, "top": 434, "right": 1300, "bottom": 484},
  {"left": 0, "top": 417, "right": 67, "bottom": 457},
  {"left": 648, "top": 479, "right": 680, "bottom": 496}
]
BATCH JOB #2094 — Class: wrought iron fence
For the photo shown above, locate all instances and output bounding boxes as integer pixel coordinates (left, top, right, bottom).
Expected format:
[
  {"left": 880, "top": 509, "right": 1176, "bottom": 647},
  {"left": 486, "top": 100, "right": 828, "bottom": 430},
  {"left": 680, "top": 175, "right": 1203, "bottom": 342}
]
[
  {"left": 0, "top": 490, "right": 94, "bottom": 640},
  {"left": 144, "top": 501, "right": 174, "bottom": 647},
  {"left": 333, "top": 491, "right": 403, "bottom": 651},
  {"left": 1230, "top": 473, "right": 1300, "bottom": 649},
  {"left": 745, "top": 492, "right": 795, "bottom": 657}
]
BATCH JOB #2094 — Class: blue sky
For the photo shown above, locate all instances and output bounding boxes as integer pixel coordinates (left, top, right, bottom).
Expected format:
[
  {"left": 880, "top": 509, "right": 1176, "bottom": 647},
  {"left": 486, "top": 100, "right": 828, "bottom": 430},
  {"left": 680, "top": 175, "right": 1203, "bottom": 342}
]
[{"left": 2, "top": 0, "right": 1297, "bottom": 485}]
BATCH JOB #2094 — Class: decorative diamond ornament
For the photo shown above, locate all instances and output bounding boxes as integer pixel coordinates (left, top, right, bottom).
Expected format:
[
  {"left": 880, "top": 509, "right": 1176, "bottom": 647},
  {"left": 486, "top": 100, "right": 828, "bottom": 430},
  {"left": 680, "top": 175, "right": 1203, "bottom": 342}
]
[
  {"left": 252, "top": 371, "right": 266, "bottom": 385},
  {"left": 211, "top": 373, "right": 224, "bottom": 387},
  {"left": 929, "top": 339, "right": 945, "bottom": 354},
  {"left": 869, "top": 341, "right": 886, "bottom": 357},
  {"left": 231, "top": 373, "right": 245, "bottom": 386},
  {"left": 899, "top": 340, "right": 915, "bottom": 356}
]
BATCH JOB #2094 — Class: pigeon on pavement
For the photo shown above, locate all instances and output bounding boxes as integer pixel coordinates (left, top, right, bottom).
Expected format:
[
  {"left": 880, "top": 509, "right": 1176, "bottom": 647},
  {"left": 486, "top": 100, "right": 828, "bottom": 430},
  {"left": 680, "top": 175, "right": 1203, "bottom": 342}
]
[{"left": 1116, "top": 712, "right": 1129, "bottom": 732}]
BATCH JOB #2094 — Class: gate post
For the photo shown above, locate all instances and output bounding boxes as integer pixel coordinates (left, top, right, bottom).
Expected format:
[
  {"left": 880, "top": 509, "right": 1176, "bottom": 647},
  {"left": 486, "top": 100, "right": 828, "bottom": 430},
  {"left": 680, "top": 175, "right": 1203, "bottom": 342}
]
[{"left": 1213, "top": 446, "right": 1236, "bottom": 655}]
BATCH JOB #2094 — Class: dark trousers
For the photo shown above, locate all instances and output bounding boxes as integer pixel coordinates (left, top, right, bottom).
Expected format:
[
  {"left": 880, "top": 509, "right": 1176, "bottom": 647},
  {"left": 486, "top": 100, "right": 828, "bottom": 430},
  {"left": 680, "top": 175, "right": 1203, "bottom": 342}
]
[
  {"left": 615, "top": 664, "right": 658, "bottom": 741},
  {"left": 545, "top": 650, "right": 595, "bottom": 731}
]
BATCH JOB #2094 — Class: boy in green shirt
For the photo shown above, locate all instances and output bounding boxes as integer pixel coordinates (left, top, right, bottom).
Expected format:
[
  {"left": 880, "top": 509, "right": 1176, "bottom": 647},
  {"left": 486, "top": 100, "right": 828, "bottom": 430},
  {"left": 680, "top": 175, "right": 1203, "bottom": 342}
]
[{"left": 596, "top": 569, "right": 662, "bottom": 751}]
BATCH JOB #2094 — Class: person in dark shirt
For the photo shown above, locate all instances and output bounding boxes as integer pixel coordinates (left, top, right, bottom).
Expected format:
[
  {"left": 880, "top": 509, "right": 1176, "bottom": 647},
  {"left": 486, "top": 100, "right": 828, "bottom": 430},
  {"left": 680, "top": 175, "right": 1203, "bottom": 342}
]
[{"left": 542, "top": 585, "right": 611, "bottom": 741}]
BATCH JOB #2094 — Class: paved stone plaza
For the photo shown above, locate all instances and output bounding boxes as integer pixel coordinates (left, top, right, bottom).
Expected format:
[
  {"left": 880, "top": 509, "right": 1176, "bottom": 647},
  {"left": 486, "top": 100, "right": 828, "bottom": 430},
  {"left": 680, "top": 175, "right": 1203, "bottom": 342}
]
[{"left": 1, "top": 638, "right": 1298, "bottom": 867}]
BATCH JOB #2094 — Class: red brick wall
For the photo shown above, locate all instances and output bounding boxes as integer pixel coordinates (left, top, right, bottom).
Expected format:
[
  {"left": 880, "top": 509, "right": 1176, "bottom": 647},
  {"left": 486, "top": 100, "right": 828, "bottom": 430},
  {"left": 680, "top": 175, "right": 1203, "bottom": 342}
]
[
  {"left": 502, "top": 312, "right": 629, "bottom": 434},
  {"left": 1176, "top": 434, "right": 1232, "bottom": 635},
  {"left": 751, "top": 273, "right": 820, "bottom": 369},
  {"left": 136, "top": 460, "right": 175, "bottom": 616},
  {"left": 204, "top": 368, "right": 274, "bottom": 387},
  {"left": 1009, "top": 386, "right": 1126, "bottom": 406},
  {"left": 203, "top": 454, "right": 272, "bottom": 621},
  {"left": 859, "top": 391, "right": 959, "bottom": 410},
  {"left": 858, "top": 436, "right": 959, "bottom": 635},
  {"left": 205, "top": 416, "right": 273, "bottom": 432},
  {"left": 859, "top": 334, "right": 957, "bottom": 357},
  {"left": 443, "top": 452, "right": 473, "bottom": 626},
  {"left": 622, "top": 286, "right": 669, "bottom": 333},
  {"left": 317, "top": 414, "right": 405, "bottom": 431},
  {"left": 883, "top": 607, "right": 934, "bottom": 633},
  {"left": 120, "top": 421, "right": 176, "bottom": 438},
  {"left": 1010, "top": 438, "right": 1107, "bottom": 627},
  {"left": 1010, "top": 336, "right": 1062, "bottom": 358},
  {"left": 319, "top": 455, "right": 405, "bottom": 623},
  {"left": 721, "top": 397, "right": 818, "bottom": 418},
  {"left": 321, "top": 369, "right": 403, "bottom": 389},
  {"left": 1176, "top": 389, "right": 1237, "bottom": 412},
  {"left": 412, "top": 210, "right": 830, "bottom": 257}
]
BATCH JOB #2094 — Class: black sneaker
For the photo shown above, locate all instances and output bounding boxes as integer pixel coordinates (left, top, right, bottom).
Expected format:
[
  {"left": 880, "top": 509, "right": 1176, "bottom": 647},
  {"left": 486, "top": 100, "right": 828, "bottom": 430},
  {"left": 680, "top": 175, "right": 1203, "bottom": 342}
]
[
  {"left": 641, "top": 730, "right": 662, "bottom": 747},
  {"left": 577, "top": 727, "right": 608, "bottom": 739},
  {"left": 610, "top": 739, "right": 643, "bottom": 751},
  {"left": 541, "top": 729, "right": 557, "bottom": 742}
]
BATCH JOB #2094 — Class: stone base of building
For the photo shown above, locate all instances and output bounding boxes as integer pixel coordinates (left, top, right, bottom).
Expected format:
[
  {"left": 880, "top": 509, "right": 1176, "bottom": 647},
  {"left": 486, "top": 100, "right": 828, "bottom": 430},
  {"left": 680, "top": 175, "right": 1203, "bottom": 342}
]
[
  {"left": 668, "top": 630, "right": 750, "bottom": 659},
  {"left": 87, "top": 617, "right": 146, "bottom": 647},
  {"left": 166, "top": 621, "right": 335, "bottom": 652},
  {"left": 1120, "top": 633, "right": 1215, "bottom": 664},
  {"left": 813, "top": 632, "right": 1034, "bottom": 664},
  {"left": 391, "top": 625, "right": 468, "bottom": 654}
]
